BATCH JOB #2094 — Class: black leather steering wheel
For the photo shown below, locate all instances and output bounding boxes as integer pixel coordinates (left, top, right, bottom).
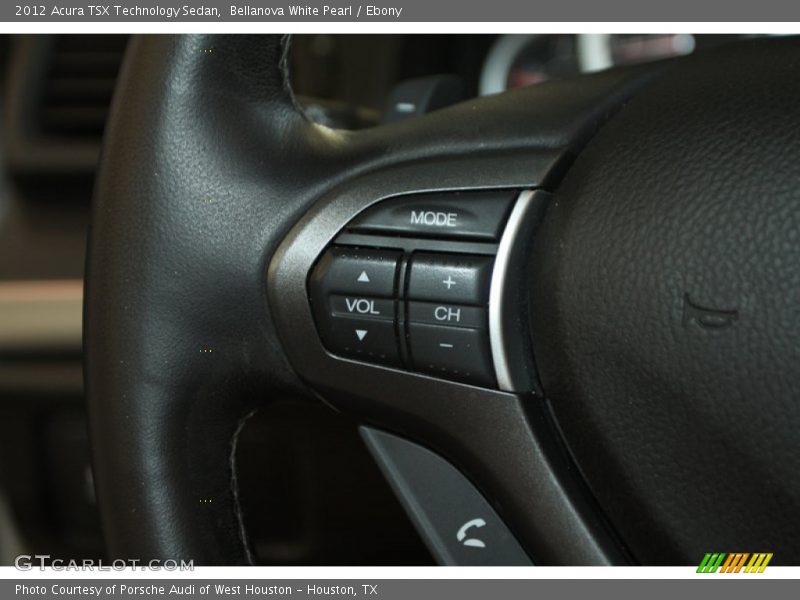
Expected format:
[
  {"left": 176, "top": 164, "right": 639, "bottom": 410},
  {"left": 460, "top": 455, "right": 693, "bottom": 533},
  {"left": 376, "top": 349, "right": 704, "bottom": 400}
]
[{"left": 85, "top": 34, "right": 800, "bottom": 565}]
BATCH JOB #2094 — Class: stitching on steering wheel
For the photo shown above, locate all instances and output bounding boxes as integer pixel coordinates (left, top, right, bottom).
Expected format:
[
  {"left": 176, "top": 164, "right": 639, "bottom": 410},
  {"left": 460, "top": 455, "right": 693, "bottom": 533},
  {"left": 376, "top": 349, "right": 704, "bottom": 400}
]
[
  {"left": 226, "top": 35, "right": 302, "bottom": 565},
  {"left": 229, "top": 409, "right": 258, "bottom": 565}
]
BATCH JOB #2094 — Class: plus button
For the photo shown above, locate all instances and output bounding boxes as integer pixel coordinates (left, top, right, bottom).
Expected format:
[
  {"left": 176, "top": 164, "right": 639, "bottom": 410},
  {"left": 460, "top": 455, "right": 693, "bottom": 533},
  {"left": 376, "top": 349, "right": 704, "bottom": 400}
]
[{"left": 442, "top": 276, "right": 457, "bottom": 290}]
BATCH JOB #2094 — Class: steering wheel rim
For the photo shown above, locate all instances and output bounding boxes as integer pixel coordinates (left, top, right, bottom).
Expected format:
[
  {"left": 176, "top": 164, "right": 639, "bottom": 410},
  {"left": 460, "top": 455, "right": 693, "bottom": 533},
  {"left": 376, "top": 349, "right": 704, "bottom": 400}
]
[{"left": 85, "top": 34, "right": 800, "bottom": 565}]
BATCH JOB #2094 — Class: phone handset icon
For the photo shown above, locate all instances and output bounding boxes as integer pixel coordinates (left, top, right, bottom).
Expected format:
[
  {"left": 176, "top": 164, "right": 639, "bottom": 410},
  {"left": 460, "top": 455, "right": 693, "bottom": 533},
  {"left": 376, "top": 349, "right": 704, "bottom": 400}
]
[{"left": 456, "top": 517, "right": 487, "bottom": 548}]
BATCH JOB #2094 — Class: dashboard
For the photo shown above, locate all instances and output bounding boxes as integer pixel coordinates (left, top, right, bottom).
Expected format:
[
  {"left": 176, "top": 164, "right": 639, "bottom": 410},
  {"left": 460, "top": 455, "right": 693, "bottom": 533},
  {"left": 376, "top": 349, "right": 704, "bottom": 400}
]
[{"left": 479, "top": 34, "right": 756, "bottom": 95}]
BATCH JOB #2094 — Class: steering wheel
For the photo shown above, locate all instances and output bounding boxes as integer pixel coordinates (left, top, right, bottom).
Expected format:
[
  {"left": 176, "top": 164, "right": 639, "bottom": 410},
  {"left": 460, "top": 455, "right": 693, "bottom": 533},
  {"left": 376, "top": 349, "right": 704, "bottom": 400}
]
[{"left": 85, "top": 35, "right": 800, "bottom": 565}]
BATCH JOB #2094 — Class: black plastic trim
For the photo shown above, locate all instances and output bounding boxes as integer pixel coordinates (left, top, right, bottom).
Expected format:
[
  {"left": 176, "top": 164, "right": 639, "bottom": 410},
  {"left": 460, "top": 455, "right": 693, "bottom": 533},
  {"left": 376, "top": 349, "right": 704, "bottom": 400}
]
[{"left": 361, "top": 427, "right": 533, "bottom": 566}]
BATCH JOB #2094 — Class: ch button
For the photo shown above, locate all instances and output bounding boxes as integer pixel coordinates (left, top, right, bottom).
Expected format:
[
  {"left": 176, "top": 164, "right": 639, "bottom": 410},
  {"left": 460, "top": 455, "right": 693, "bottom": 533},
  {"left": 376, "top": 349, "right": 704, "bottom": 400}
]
[
  {"left": 408, "top": 302, "right": 486, "bottom": 329},
  {"left": 409, "top": 324, "right": 495, "bottom": 387},
  {"left": 408, "top": 253, "right": 494, "bottom": 305}
]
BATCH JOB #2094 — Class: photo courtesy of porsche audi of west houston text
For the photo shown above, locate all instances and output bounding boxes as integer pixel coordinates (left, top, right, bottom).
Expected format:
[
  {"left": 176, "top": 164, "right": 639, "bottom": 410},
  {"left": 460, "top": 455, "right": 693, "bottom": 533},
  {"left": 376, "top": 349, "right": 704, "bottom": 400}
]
[
  {"left": 15, "top": 584, "right": 367, "bottom": 597},
  {"left": 14, "top": 4, "right": 405, "bottom": 18}
]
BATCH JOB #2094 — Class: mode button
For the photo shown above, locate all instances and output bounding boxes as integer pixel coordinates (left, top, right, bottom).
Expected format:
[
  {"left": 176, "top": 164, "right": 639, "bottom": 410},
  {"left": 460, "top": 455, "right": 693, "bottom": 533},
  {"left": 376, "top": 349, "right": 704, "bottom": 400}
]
[{"left": 348, "top": 191, "right": 516, "bottom": 241}]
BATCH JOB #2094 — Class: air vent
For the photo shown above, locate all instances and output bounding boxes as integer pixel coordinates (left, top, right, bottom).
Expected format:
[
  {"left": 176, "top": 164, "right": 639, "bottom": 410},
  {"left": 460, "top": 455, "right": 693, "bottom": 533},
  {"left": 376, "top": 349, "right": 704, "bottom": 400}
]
[
  {"left": 39, "top": 35, "right": 128, "bottom": 139},
  {"left": 4, "top": 35, "right": 129, "bottom": 176}
]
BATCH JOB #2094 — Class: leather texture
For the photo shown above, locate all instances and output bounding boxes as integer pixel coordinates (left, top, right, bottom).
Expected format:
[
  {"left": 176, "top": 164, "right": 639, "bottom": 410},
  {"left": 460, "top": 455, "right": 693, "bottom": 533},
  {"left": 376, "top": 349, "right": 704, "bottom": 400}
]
[
  {"left": 86, "top": 35, "right": 305, "bottom": 565},
  {"left": 531, "top": 37, "right": 800, "bottom": 564},
  {"left": 86, "top": 34, "right": 657, "bottom": 564}
]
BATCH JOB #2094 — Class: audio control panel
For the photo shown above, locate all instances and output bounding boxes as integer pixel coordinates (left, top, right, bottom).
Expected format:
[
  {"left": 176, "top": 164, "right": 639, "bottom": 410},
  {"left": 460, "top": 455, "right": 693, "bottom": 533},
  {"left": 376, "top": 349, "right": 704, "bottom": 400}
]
[{"left": 308, "top": 190, "right": 520, "bottom": 388}]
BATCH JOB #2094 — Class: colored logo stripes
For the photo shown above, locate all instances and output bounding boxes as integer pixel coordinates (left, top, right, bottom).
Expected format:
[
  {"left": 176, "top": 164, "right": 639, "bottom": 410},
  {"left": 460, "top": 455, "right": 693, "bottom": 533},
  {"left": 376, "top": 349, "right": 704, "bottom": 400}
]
[{"left": 697, "top": 553, "right": 773, "bottom": 573}]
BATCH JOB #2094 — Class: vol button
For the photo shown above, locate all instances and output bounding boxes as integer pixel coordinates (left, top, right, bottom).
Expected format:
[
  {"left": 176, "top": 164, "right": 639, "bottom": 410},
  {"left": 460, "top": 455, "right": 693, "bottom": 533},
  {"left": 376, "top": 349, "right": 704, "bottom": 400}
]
[
  {"left": 330, "top": 295, "right": 394, "bottom": 319},
  {"left": 309, "top": 247, "right": 400, "bottom": 297},
  {"left": 324, "top": 316, "right": 400, "bottom": 366}
]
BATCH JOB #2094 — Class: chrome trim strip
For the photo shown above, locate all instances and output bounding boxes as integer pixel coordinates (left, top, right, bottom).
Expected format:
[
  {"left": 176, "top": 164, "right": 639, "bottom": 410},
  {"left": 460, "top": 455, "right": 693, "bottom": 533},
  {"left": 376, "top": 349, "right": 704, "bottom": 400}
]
[{"left": 489, "top": 190, "right": 535, "bottom": 392}]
